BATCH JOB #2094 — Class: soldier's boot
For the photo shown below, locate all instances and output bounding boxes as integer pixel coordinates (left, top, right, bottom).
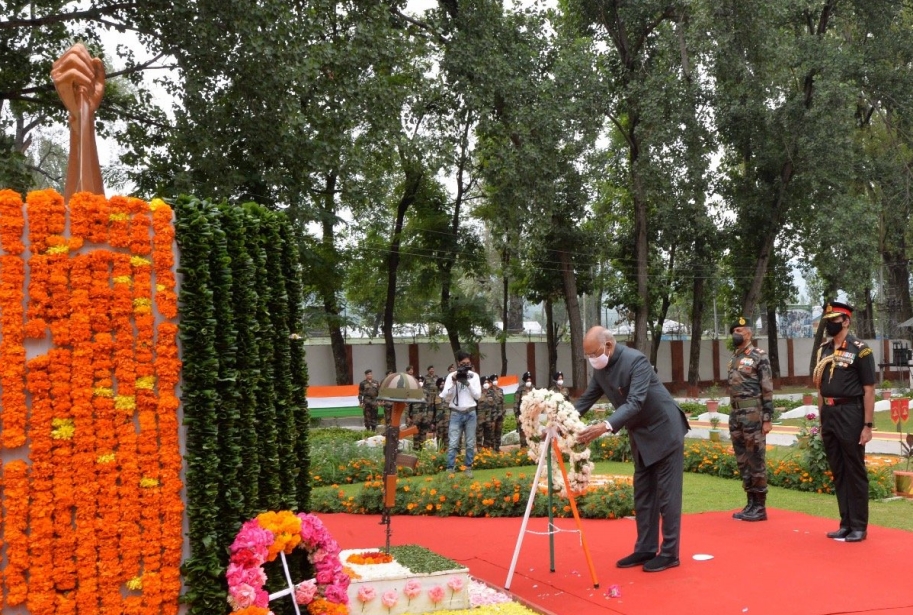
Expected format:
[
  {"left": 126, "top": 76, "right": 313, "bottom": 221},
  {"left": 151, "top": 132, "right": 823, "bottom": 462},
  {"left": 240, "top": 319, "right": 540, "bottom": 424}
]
[
  {"left": 732, "top": 493, "right": 754, "bottom": 520},
  {"left": 741, "top": 493, "right": 767, "bottom": 522}
]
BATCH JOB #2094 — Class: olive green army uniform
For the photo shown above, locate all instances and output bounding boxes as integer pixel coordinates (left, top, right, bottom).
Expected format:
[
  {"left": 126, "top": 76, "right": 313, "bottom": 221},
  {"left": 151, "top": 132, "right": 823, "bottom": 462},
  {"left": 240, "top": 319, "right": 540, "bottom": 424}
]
[{"left": 358, "top": 377, "right": 381, "bottom": 431}]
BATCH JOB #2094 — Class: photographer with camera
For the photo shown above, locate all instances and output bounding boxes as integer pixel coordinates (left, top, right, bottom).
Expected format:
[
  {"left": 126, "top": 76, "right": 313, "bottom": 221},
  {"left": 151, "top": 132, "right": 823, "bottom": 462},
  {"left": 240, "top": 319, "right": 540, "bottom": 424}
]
[{"left": 441, "top": 350, "right": 482, "bottom": 477}]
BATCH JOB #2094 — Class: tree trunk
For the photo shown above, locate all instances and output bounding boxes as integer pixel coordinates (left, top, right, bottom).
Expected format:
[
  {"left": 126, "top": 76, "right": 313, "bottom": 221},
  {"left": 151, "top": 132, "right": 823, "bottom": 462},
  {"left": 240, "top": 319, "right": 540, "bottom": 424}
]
[
  {"left": 884, "top": 249, "right": 912, "bottom": 340},
  {"left": 501, "top": 272, "right": 509, "bottom": 375},
  {"left": 545, "top": 297, "right": 557, "bottom": 380},
  {"left": 687, "top": 275, "right": 705, "bottom": 389},
  {"left": 382, "top": 157, "right": 424, "bottom": 373},
  {"left": 857, "top": 287, "right": 877, "bottom": 340},
  {"left": 317, "top": 171, "right": 350, "bottom": 385},
  {"left": 507, "top": 293, "right": 524, "bottom": 333},
  {"left": 558, "top": 249, "right": 586, "bottom": 391},
  {"left": 630, "top": 126, "right": 649, "bottom": 355},
  {"left": 766, "top": 304, "right": 780, "bottom": 379},
  {"left": 650, "top": 292, "right": 671, "bottom": 367}
]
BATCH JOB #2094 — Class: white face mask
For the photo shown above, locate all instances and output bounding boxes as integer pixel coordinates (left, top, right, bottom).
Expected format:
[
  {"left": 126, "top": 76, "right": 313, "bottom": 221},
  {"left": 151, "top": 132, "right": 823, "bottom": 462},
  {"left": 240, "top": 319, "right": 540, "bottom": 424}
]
[
  {"left": 556, "top": 379, "right": 564, "bottom": 386},
  {"left": 525, "top": 380, "right": 532, "bottom": 388},
  {"left": 492, "top": 379, "right": 498, "bottom": 386},
  {"left": 588, "top": 348, "right": 610, "bottom": 370},
  {"left": 483, "top": 383, "right": 490, "bottom": 389}
]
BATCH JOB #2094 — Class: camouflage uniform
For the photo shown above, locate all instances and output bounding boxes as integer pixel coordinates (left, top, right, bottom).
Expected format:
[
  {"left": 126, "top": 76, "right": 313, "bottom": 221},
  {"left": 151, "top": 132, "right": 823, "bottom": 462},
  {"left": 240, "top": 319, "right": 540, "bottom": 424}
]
[
  {"left": 490, "top": 378, "right": 506, "bottom": 451},
  {"left": 727, "top": 344, "right": 774, "bottom": 496},
  {"left": 514, "top": 383, "right": 532, "bottom": 447},
  {"left": 406, "top": 378, "right": 435, "bottom": 450},
  {"left": 358, "top": 376, "right": 381, "bottom": 431},
  {"left": 432, "top": 382, "right": 449, "bottom": 449},
  {"left": 550, "top": 384, "right": 570, "bottom": 401},
  {"left": 476, "top": 382, "right": 497, "bottom": 449}
]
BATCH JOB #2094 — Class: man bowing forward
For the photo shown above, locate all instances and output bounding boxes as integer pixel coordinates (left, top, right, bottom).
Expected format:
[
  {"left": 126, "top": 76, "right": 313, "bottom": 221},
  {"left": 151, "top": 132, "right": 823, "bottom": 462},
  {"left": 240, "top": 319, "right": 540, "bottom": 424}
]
[{"left": 576, "top": 326, "right": 690, "bottom": 572}]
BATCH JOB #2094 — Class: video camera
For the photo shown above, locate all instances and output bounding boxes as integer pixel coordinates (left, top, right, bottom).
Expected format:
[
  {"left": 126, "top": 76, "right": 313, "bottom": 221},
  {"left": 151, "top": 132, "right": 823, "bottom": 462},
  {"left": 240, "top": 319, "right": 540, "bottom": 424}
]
[{"left": 455, "top": 364, "right": 472, "bottom": 383}]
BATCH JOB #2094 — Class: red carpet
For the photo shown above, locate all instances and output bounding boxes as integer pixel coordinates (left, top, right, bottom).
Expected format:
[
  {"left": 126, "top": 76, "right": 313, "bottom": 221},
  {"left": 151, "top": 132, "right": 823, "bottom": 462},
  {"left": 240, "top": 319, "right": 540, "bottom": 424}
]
[{"left": 321, "top": 510, "right": 913, "bottom": 615}]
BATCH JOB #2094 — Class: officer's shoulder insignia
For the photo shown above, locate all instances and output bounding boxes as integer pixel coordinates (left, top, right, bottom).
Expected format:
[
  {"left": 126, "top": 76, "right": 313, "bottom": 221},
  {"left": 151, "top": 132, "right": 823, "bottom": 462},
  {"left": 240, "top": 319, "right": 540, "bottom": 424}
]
[
  {"left": 853, "top": 339, "right": 865, "bottom": 348},
  {"left": 754, "top": 347, "right": 767, "bottom": 355},
  {"left": 859, "top": 348, "right": 873, "bottom": 358}
]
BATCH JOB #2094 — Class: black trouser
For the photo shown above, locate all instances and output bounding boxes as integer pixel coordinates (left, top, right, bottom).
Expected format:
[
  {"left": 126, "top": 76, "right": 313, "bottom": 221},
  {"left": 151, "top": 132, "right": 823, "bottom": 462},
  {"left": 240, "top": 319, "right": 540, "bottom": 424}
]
[{"left": 821, "top": 400, "right": 868, "bottom": 532}]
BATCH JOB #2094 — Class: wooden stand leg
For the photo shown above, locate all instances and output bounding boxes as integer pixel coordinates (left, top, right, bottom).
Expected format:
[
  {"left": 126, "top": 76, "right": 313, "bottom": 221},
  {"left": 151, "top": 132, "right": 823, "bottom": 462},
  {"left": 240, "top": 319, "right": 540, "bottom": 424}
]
[{"left": 551, "top": 438, "right": 599, "bottom": 589}]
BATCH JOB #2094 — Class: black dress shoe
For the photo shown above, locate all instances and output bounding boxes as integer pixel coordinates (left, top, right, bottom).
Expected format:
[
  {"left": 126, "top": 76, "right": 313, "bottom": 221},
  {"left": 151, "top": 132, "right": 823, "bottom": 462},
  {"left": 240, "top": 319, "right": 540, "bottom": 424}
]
[
  {"left": 844, "top": 530, "right": 867, "bottom": 542},
  {"left": 643, "top": 555, "right": 680, "bottom": 572},
  {"left": 616, "top": 551, "right": 656, "bottom": 568},
  {"left": 826, "top": 528, "right": 850, "bottom": 539}
]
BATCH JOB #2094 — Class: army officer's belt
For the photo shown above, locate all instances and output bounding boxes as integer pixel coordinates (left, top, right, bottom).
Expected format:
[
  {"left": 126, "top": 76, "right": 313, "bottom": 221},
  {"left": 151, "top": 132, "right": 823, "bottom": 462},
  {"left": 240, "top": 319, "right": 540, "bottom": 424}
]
[
  {"left": 730, "top": 398, "right": 760, "bottom": 410},
  {"left": 823, "top": 396, "right": 861, "bottom": 406}
]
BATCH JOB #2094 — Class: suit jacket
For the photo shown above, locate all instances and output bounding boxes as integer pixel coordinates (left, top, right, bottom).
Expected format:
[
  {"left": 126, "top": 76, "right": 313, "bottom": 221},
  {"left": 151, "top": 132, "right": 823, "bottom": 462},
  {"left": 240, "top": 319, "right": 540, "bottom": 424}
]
[{"left": 576, "top": 345, "right": 689, "bottom": 467}]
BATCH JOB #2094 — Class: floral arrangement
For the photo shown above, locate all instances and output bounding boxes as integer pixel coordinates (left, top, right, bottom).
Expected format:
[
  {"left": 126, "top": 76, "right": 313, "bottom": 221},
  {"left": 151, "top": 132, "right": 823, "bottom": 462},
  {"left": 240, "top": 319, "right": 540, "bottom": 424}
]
[
  {"left": 519, "top": 388, "right": 594, "bottom": 496},
  {"left": 0, "top": 189, "right": 183, "bottom": 614},
  {"left": 227, "top": 511, "right": 350, "bottom": 615},
  {"left": 890, "top": 398, "right": 913, "bottom": 470},
  {"left": 346, "top": 551, "right": 394, "bottom": 565}
]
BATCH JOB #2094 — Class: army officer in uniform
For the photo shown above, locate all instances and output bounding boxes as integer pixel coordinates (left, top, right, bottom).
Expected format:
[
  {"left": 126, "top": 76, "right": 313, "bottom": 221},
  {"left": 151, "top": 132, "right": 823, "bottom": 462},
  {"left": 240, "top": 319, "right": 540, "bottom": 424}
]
[{"left": 813, "top": 301, "right": 876, "bottom": 543}]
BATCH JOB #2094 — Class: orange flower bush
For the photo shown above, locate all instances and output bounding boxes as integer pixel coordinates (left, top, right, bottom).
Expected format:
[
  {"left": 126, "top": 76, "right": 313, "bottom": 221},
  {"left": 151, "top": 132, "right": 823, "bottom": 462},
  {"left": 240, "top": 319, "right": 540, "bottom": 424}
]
[{"left": 0, "top": 189, "right": 182, "bottom": 614}]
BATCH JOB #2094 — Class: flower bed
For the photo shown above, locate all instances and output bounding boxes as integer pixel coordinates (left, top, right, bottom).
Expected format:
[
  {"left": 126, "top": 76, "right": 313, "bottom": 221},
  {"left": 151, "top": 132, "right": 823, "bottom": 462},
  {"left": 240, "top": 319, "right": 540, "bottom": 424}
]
[{"left": 343, "top": 547, "right": 469, "bottom": 614}]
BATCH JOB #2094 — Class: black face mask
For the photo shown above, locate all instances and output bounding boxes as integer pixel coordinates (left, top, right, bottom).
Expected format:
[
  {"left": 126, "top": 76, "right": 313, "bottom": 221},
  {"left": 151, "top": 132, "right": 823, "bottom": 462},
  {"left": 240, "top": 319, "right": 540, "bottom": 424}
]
[
  {"left": 731, "top": 333, "right": 744, "bottom": 347},
  {"left": 825, "top": 320, "right": 845, "bottom": 336}
]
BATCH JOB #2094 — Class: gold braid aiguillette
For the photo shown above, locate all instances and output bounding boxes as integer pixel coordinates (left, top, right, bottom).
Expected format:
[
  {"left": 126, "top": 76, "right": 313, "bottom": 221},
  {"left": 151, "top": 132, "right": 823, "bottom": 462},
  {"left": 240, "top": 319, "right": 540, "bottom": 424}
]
[{"left": 813, "top": 347, "right": 836, "bottom": 387}]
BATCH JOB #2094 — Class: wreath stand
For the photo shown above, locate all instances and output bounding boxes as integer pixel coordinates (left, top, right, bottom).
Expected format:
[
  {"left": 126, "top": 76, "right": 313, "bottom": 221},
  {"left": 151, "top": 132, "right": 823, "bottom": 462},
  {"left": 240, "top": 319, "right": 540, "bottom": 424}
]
[
  {"left": 266, "top": 551, "right": 306, "bottom": 615},
  {"left": 505, "top": 424, "right": 599, "bottom": 590}
]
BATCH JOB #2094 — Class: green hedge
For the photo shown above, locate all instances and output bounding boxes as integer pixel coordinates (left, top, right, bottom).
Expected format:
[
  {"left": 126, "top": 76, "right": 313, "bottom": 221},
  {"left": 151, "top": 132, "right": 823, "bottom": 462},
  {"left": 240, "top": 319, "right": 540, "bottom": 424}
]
[{"left": 175, "top": 197, "right": 307, "bottom": 615}]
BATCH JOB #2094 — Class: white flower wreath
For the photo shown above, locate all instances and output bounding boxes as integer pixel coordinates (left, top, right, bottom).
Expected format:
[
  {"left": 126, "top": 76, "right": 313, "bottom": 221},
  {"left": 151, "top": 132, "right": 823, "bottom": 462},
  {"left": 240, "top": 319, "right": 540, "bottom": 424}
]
[{"left": 519, "top": 388, "right": 594, "bottom": 497}]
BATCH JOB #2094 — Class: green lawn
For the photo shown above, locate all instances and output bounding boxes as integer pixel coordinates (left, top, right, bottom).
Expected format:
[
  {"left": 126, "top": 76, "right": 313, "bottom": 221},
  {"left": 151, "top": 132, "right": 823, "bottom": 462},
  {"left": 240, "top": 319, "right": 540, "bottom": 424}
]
[{"left": 778, "top": 411, "right": 906, "bottom": 435}]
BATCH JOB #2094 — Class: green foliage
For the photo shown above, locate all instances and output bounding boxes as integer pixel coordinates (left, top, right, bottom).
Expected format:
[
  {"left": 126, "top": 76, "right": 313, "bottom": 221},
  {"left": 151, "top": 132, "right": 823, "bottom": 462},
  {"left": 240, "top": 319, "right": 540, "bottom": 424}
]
[
  {"left": 387, "top": 545, "right": 462, "bottom": 574},
  {"left": 679, "top": 401, "right": 706, "bottom": 417},
  {"left": 796, "top": 413, "right": 829, "bottom": 479},
  {"left": 175, "top": 197, "right": 308, "bottom": 615},
  {"left": 311, "top": 470, "right": 635, "bottom": 520}
]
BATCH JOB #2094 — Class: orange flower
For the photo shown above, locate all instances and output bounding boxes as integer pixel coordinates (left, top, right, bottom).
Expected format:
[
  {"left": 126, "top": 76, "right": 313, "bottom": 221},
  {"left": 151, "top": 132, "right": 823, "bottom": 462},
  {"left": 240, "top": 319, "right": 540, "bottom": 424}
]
[{"left": 0, "top": 188, "right": 25, "bottom": 254}]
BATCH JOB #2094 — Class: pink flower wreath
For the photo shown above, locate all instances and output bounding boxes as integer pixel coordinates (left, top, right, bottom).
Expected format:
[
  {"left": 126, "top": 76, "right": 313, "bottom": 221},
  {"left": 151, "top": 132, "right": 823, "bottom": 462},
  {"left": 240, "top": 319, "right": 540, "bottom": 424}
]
[{"left": 226, "top": 510, "right": 350, "bottom": 615}]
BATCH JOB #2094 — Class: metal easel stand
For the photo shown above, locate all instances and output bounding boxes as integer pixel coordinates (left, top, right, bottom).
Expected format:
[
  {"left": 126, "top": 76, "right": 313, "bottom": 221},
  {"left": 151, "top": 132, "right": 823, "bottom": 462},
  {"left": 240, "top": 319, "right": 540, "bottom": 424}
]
[{"left": 505, "top": 425, "right": 599, "bottom": 590}]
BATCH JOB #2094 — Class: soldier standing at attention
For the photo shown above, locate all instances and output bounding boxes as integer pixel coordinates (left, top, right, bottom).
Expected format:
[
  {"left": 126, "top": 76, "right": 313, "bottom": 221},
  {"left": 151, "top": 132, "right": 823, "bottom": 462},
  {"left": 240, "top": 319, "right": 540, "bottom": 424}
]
[
  {"left": 407, "top": 375, "right": 433, "bottom": 450},
  {"left": 727, "top": 316, "right": 774, "bottom": 522},
  {"left": 514, "top": 371, "right": 533, "bottom": 447},
  {"left": 490, "top": 374, "right": 506, "bottom": 452},
  {"left": 358, "top": 369, "right": 381, "bottom": 432},
  {"left": 433, "top": 377, "right": 448, "bottom": 449},
  {"left": 476, "top": 376, "right": 496, "bottom": 449},
  {"left": 814, "top": 301, "right": 875, "bottom": 543},
  {"left": 380, "top": 369, "right": 394, "bottom": 426},
  {"left": 550, "top": 371, "right": 570, "bottom": 401}
]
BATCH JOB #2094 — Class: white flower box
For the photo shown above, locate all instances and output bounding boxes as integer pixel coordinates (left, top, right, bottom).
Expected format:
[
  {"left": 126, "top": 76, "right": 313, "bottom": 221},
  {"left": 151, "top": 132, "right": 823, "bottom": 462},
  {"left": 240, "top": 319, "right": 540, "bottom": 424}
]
[{"left": 342, "top": 549, "right": 470, "bottom": 615}]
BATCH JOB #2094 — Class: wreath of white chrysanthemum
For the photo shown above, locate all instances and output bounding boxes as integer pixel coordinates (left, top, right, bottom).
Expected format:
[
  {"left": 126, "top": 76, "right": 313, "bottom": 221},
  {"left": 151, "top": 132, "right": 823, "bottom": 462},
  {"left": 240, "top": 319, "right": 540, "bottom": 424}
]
[{"left": 519, "top": 388, "right": 594, "bottom": 496}]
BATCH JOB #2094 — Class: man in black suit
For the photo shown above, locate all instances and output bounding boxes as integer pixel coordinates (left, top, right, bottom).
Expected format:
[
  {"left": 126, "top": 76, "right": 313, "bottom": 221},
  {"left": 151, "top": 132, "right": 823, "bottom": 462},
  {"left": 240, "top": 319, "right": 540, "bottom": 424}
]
[{"left": 576, "top": 326, "right": 690, "bottom": 572}]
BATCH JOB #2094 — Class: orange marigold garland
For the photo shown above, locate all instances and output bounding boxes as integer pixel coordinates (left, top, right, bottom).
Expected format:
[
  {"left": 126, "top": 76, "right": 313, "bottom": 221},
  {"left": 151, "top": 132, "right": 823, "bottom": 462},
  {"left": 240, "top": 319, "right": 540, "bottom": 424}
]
[
  {"left": 0, "top": 189, "right": 183, "bottom": 614},
  {"left": 0, "top": 188, "right": 25, "bottom": 254},
  {"left": 50, "top": 348, "right": 78, "bottom": 593},
  {"left": 108, "top": 195, "right": 132, "bottom": 248},
  {"left": 155, "top": 322, "right": 184, "bottom": 614},
  {"left": 0, "top": 254, "right": 27, "bottom": 448},
  {"left": 2, "top": 460, "right": 29, "bottom": 606},
  {"left": 26, "top": 354, "right": 57, "bottom": 614},
  {"left": 69, "top": 251, "right": 102, "bottom": 615},
  {"left": 26, "top": 187, "right": 65, "bottom": 254},
  {"left": 151, "top": 200, "right": 178, "bottom": 319}
]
